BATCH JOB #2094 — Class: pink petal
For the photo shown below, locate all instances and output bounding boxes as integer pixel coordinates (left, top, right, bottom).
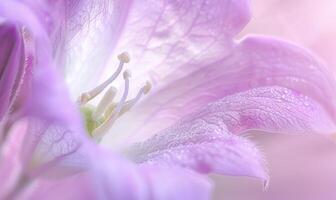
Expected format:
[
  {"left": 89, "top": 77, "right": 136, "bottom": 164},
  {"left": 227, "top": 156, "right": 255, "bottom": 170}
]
[
  {"left": 107, "top": 36, "right": 336, "bottom": 144},
  {"left": 125, "top": 86, "right": 336, "bottom": 184}
]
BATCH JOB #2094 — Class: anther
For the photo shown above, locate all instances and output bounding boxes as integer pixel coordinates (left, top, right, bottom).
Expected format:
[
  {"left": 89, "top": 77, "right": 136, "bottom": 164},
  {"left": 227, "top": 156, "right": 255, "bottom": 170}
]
[
  {"left": 118, "top": 52, "right": 130, "bottom": 63},
  {"left": 78, "top": 93, "right": 90, "bottom": 105}
]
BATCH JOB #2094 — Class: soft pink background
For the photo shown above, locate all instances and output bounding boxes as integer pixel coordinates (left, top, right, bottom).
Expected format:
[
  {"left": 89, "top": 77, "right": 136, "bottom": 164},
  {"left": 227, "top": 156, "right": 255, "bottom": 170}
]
[{"left": 213, "top": 1, "right": 336, "bottom": 200}]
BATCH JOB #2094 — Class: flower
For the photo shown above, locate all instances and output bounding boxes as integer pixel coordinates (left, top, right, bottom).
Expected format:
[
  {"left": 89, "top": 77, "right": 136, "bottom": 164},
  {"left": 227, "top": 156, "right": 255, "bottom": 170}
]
[{"left": 0, "top": 0, "right": 336, "bottom": 200}]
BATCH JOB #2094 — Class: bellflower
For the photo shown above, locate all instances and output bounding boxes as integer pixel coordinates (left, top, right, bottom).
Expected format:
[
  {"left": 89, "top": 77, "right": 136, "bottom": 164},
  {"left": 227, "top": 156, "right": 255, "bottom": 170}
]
[{"left": 0, "top": 0, "right": 336, "bottom": 200}]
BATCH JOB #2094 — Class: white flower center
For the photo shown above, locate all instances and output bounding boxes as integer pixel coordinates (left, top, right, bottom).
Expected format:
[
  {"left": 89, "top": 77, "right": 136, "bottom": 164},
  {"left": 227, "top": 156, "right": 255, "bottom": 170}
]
[{"left": 78, "top": 52, "right": 151, "bottom": 142}]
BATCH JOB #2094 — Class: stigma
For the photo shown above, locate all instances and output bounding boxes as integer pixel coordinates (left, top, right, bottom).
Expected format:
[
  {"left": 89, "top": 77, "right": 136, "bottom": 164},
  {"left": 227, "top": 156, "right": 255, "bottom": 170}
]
[{"left": 78, "top": 52, "right": 152, "bottom": 142}]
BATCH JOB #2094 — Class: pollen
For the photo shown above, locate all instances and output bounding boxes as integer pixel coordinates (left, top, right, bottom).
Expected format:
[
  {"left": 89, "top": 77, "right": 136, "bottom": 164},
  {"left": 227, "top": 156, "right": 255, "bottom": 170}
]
[{"left": 78, "top": 52, "right": 152, "bottom": 141}]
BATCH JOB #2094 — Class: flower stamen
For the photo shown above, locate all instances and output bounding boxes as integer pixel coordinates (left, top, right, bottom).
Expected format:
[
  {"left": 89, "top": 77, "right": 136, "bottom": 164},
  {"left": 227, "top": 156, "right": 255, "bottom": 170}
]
[{"left": 78, "top": 52, "right": 152, "bottom": 141}]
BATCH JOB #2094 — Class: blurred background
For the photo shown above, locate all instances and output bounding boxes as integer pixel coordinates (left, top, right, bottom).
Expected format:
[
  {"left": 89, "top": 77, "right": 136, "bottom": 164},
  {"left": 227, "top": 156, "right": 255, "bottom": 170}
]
[{"left": 213, "top": 0, "right": 336, "bottom": 199}]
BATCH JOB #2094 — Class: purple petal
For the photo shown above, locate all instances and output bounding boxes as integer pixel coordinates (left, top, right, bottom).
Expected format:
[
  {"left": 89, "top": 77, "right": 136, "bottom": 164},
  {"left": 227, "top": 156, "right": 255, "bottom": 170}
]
[
  {"left": 0, "top": 21, "right": 25, "bottom": 120},
  {"left": 125, "top": 86, "right": 336, "bottom": 184},
  {"left": 0, "top": 0, "right": 89, "bottom": 179},
  {"left": 107, "top": 36, "right": 336, "bottom": 142}
]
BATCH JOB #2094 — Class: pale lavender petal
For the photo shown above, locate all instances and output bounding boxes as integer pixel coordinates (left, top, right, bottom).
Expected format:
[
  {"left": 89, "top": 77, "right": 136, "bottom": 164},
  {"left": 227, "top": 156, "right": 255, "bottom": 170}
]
[
  {"left": 117, "top": 0, "right": 250, "bottom": 77},
  {"left": 107, "top": 36, "right": 336, "bottom": 143},
  {"left": 17, "top": 0, "right": 132, "bottom": 93},
  {"left": 59, "top": 0, "right": 133, "bottom": 94},
  {"left": 66, "top": 0, "right": 252, "bottom": 96},
  {"left": 21, "top": 39, "right": 90, "bottom": 180},
  {"left": 23, "top": 151, "right": 211, "bottom": 200},
  {"left": 126, "top": 86, "right": 336, "bottom": 184},
  {"left": 54, "top": 0, "right": 132, "bottom": 93}
]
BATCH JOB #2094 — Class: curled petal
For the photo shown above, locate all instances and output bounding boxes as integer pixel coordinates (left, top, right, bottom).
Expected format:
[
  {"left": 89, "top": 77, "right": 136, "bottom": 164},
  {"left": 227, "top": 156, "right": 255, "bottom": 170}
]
[
  {"left": 126, "top": 86, "right": 336, "bottom": 184},
  {"left": 205, "top": 86, "right": 336, "bottom": 135}
]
